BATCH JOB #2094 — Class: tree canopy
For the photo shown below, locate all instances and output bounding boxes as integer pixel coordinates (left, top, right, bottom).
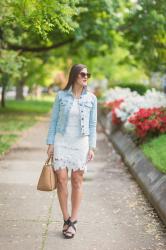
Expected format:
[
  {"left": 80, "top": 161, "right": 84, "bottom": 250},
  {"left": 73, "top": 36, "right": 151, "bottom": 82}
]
[{"left": 0, "top": 0, "right": 166, "bottom": 106}]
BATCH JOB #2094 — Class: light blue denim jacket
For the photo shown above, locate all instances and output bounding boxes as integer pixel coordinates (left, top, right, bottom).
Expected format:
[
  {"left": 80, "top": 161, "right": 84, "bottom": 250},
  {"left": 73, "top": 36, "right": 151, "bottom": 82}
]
[{"left": 46, "top": 85, "right": 97, "bottom": 149}]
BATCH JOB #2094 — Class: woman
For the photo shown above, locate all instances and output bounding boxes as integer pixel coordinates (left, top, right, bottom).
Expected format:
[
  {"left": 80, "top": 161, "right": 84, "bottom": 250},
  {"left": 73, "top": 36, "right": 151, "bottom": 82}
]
[{"left": 46, "top": 64, "right": 97, "bottom": 239}]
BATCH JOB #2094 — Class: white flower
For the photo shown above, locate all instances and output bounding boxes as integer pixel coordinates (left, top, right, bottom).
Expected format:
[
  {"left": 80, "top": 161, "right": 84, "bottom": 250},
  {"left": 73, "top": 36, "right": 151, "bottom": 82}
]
[
  {"left": 104, "top": 87, "right": 166, "bottom": 123},
  {"left": 104, "top": 87, "right": 136, "bottom": 102}
]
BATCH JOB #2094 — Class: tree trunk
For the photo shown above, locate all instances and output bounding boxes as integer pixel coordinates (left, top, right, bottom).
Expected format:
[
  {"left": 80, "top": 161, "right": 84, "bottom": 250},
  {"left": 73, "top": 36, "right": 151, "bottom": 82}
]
[
  {"left": 16, "top": 79, "right": 25, "bottom": 100},
  {"left": 1, "top": 82, "right": 6, "bottom": 107},
  {"left": 0, "top": 73, "right": 9, "bottom": 108}
]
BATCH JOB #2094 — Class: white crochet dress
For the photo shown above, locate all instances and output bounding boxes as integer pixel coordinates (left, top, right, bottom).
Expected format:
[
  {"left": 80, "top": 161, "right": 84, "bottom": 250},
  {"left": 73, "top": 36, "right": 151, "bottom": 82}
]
[{"left": 53, "top": 98, "right": 89, "bottom": 172}]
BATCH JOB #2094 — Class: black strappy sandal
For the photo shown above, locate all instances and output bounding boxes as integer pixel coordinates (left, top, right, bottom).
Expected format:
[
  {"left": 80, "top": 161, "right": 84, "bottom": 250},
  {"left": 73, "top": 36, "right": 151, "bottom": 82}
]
[
  {"left": 62, "top": 217, "right": 71, "bottom": 234},
  {"left": 64, "top": 220, "right": 77, "bottom": 239}
]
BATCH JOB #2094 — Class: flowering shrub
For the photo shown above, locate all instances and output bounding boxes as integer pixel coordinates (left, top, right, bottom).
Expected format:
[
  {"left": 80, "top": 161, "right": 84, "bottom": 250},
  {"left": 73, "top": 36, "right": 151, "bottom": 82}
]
[
  {"left": 103, "top": 99, "right": 123, "bottom": 110},
  {"left": 115, "top": 94, "right": 144, "bottom": 122},
  {"left": 101, "top": 87, "right": 166, "bottom": 138},
  {"left": 103, "top": 87, "right": 139, "bottom": 123},
  {"left": 115, "top": 88, "right": 166, "bottom": 123},
  {"left": 128, "top": 108, "right": 166, "bottom": 138},
  {"left": 144, "top": 89, "right": 166, "bottom": 108},
  {"left": 104, "top": 87, "right": 135, "bottom": 103},
  {"left": 102, "top": 99, "right": 124, "bottom": 124}
]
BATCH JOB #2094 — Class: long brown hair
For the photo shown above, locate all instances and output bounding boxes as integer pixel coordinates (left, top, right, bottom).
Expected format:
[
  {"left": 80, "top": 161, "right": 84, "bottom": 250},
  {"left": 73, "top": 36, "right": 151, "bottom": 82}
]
[{"left": 63, "top": 64, "right": 87, "bottom": 91}]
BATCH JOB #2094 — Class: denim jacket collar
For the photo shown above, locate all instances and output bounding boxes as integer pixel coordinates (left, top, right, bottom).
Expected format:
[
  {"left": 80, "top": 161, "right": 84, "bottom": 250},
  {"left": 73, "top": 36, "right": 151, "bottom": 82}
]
[{"left": 67, "top": 85, "right": 88, "bottom": 96}]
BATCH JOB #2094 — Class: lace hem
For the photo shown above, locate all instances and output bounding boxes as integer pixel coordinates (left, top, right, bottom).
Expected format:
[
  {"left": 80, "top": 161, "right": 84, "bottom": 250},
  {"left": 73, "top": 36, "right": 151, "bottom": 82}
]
[{"left": 53, "top": 157, "right": 87, "bottom": 172}]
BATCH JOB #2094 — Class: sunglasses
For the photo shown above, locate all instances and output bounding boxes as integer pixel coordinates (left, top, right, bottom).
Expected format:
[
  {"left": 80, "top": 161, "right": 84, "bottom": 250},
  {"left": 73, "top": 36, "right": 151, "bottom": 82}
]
[{"left": 79, "top": 72, "right": 91, "bottom": 79}]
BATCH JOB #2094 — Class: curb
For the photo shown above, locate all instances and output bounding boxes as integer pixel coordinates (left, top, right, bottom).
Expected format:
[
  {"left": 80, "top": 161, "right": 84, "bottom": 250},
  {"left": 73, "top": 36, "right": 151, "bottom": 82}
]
[{"left": 98, "top": 107, "right": 166, "bottom": 226}]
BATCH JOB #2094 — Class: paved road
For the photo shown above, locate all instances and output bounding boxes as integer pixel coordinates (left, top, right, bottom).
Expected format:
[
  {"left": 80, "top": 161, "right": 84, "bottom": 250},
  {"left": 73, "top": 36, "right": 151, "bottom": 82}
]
[{"left": 0, "top": 117, "right": 166, "bottom": 250}]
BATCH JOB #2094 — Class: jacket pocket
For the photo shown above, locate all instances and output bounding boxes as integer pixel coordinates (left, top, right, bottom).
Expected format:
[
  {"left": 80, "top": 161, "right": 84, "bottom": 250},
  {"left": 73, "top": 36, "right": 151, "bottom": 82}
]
[
  {"left": 84, "top": 102, "right": 92, "bottom": 108},
  {"left": 59, "top": 99, "right": 68, "bottom": 107}
]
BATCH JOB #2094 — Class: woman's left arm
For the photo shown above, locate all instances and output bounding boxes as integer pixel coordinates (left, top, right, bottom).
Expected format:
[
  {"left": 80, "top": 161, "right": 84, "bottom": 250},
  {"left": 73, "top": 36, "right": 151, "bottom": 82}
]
[
  {"left": 89, "top": 95, "right": 97, "bottom": 150},
  {"left": 87, "top": 96, "right": 97, "bottom": 162}
]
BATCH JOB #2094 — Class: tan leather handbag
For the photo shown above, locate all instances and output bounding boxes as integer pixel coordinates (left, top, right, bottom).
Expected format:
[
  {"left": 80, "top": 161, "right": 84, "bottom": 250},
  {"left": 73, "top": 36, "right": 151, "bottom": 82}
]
[{"left": 37, "top": 155, "right": 57, "bottom": 191}]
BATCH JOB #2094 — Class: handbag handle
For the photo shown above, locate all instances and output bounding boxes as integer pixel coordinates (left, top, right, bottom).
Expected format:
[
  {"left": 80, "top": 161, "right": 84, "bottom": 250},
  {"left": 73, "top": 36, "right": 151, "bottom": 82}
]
[{"left": 45, "top": 154, "right": 53, "bottom": 166}]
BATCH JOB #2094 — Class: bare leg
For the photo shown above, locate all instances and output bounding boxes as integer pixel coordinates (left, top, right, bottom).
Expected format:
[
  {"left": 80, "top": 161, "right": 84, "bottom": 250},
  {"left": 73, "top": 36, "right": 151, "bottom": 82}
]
[
  {"left": 55, "top": 168, "right": 70, "bottom": 228},
  {"left": 71, "top": 169, "right": 84, "bottom": 221},
  {"left": 64, "top": 169, "right": 84, "bottom": 236}
]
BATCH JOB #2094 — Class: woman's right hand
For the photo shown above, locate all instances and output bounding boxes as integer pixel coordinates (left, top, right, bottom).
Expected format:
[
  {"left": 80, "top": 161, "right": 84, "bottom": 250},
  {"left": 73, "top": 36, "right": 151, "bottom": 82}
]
[{"left": 47, "top": 144, "right": 54, "bottom": 158}]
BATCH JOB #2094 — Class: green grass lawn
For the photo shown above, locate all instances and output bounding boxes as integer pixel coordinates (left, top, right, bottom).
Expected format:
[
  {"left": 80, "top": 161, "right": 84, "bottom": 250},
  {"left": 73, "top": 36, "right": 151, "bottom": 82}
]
[
  {"left": 0, "top": 97, "right": 54, "bottom": 156},
  {"left": 0, "top": 134, "right": 18, "bottom": 155},
  {"left": 141, "top": 134, "right": 166, "bottom": 174}
]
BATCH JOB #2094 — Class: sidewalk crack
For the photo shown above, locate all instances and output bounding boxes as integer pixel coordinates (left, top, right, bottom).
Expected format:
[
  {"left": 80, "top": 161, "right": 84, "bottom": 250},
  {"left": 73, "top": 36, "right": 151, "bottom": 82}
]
[{"left": 40, "top": 192, "right": 55, "bottom": 250}]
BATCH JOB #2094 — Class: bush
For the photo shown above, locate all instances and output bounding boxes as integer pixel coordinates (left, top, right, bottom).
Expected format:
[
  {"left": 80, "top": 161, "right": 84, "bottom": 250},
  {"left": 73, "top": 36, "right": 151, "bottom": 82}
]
[
  {"left": 103, "top": 99, "right": 124, "bottom": 124},
  {"left": 110, "top": 83, "right": 150, "bottom": 95},
  {"left": 128, "top": 107, "right": 166, "bottom": 139}
]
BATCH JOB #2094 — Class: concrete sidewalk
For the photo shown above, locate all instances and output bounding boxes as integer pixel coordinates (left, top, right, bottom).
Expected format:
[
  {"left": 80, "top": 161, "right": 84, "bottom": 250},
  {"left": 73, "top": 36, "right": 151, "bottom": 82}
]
[{"left": 0, "top": 118, "right": 166, "bottom": 250}]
